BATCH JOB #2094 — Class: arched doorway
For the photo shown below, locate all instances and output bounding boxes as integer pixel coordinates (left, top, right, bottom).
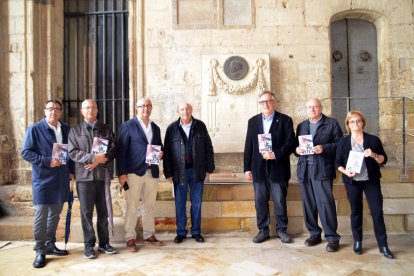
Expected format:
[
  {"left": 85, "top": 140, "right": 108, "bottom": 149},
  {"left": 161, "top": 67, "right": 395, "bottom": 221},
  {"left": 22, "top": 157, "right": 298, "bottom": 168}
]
[{"left": 331, "top": 19, "right": 379, "bottom": 135}]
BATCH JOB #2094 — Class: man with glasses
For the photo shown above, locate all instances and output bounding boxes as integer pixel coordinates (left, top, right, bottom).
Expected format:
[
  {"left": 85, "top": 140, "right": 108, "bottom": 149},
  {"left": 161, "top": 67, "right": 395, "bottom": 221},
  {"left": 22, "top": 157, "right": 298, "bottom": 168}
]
[
  {"left": 295, "top": 98, "right": 342, "bottom": 252},
  {"left": 68, "top": 99, "right": 117, "bottom": 259},
  {"left": 117, "top": 97, "right": 165, "bottom": 252},
  {"left": 22, "top": 100, "right": 74, "bottom": 268},
  {"left": 244, "top": 91, "right": 296, "bottom": 244},
  {"left": 163, "top": 102, "right": 215, "bottom": 244}
]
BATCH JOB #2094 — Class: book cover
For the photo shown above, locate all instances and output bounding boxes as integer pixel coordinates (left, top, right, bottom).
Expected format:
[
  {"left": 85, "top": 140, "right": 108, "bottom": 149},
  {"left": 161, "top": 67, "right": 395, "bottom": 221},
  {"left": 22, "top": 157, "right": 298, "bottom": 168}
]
[
  {"left": 146, "top": 144, "right": 161, "bottom": 165},
  {"left": 258, "top": 134, "right": 272, "bottom": 153},
  {"left": 298, "top": 135, "right": 314, "bottom": 155},
  {"left": 346, "top": 151, "right": 365, "bottom": 173},
  {"left": 52, "top": 143, "right": 68, "bottom": 164},
  {"left": 92, "top": 137, "right": 109, "bottom": 154}
]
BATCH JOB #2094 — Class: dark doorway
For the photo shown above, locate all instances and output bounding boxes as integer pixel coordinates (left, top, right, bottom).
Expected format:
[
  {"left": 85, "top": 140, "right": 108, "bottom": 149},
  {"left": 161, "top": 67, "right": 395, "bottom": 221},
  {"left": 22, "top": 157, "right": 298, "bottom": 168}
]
[
  {"left": 331, "top": 19, "right": 379, "bottom": 135},
  {"left": 63, "top": 0, "right": 129, "bottom": 134}
]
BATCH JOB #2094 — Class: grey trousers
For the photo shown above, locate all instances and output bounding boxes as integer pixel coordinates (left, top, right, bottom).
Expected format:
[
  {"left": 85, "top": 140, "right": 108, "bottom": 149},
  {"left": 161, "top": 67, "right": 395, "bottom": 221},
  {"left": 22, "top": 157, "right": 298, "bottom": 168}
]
[
  {"left": 33, "top": 204, "right": 64, "bottom": 254},
  {"left": 299, "top": 164, "right": 340, "bottom": 242}
]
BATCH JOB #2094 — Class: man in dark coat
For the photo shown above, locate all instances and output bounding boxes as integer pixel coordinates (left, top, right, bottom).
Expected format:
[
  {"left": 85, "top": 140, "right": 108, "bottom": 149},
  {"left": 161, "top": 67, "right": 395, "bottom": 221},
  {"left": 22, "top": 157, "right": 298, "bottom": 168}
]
[
  {"left": 295, "top": 98, "right": 342, "bottom": 252},
  {"left": 163, "top": 102, "right": 215, "bottom": 244},
  {"left": 117, "top": 97, "right": 165, "bottom": 252},
  {"left": 22, "top": 99, "right": 74, "bottom": 268},
  {"left": 244, "top": 91, "right": 296, "bottom": 244}
]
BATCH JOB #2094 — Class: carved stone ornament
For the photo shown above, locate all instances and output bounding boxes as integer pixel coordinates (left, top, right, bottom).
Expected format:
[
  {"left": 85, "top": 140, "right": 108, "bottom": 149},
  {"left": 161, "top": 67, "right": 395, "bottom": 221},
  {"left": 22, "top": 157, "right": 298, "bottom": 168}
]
[
  {"left": 209, "top": 58, "right": 266, "bottom": 96},
  {"left": 223, "top": 56, "right": 249, "bottom": 80}
]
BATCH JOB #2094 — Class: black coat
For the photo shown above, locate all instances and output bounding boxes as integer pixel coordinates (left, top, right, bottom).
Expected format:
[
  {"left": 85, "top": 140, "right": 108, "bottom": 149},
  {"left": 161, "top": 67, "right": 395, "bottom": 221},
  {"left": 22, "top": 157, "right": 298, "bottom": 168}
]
[
  {"left": 335, "top": 132, "right": 387, "bottom": 185},
  {"left": 163, "top": 117, "right": 215, "bottom": 185},
  {"left": 295, "top": 114, "right": 343, "bottom": 182},
  {"left": 244, "top": 111, "right": 296, "bottom": 182}
]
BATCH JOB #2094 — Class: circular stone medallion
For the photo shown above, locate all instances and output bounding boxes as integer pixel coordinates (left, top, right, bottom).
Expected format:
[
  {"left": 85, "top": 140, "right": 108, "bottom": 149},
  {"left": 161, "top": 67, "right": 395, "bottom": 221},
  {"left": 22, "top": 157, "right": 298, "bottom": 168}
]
[{"left": 223, "top": 56, "right": 249, "bottom": 81}]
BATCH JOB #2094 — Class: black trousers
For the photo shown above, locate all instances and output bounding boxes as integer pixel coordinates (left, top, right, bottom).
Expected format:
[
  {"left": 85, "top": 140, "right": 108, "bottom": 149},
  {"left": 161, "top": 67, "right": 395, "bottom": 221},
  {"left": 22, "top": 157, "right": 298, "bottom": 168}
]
[
  {"left": 299, "top": 164, "right": 340, "bottom": 242},
  {"left": 253, "top": 165, "right": 288, "bottom": 234},
  {"left": 77, "top": 181, "right": 109, "bottom": 248},
  {"left": 344, "top": 179, "right": 388, "bottom": 247}
]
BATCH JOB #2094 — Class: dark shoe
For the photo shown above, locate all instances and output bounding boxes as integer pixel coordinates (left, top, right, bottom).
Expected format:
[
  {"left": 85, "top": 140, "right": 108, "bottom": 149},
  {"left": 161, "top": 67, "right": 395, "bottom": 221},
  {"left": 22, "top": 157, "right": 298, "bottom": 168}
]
[
  {"left": 304, "top": 235, "right": 322, "bottom": 247},
  {"left": 33, "top": 252, "right": 46, "bottom": 268},
  {"left": 277, "top": 231, "right": 293, "bottom": 243},
  {"left": 98, "top": 244, "right": 117, "bottom": 254},
  {"left": 126, "top": 239, "right": 137, "bottom": 252},
  {"left": 46, "top": 246, "right": 68, "bottom": 256},
  {"left": 144, "top": 235, "right": 165, "bottom": 246},
  {"left": 326, "top": 240, "right": 340, "bottom": 252},
  {"left": 353, "top": 241, "right": 362, "bottom": 255},
  {"left": 379, "top": 246, "right": 394, "bottom": 259},
  {"left": 192, "top": 234, "right": 205, "bottom": 243},
  {"left": 84, "top": 247, "right": 96, "bottom": 259},
  {"left": 253, "top": 231, "right": 270, "bottom": 243},
  {"left": 174, "top": 235, "right": 187, "bottom": 243}
]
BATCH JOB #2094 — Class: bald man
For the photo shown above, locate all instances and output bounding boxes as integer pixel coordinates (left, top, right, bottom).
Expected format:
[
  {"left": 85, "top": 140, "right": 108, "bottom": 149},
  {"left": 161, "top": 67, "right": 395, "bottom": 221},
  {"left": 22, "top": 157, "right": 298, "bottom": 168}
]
[
  {"left": 163, "top": 103, "right": 215, "bottom": 244},
  {"left": 295, "top": 98, "right": 343, "bottom": 252}
]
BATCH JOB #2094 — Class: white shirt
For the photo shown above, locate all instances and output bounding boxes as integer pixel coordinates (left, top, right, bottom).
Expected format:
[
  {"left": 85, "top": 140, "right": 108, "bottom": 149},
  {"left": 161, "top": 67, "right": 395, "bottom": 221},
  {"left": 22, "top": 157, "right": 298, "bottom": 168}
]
[
  {"left": 47, "top": 121, "right": 62, "bottom": 144},
  {"left": 262, "top": 111, "right": 275, "bottom": 134},
  {"left": 180, "top": 120, "right": 193, "bottom": 138},
  {"left": 137, "top": 116, "right": 153, "bottom": 143}
]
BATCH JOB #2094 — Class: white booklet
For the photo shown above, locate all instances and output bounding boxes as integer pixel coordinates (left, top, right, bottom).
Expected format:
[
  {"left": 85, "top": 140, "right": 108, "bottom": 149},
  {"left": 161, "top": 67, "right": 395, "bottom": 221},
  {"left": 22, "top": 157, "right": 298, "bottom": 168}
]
[
  {"left": 346, "top": 151, "right": 365, "bottom": 173},
  {"left": 92, "top": 137, "right": 109, "bottom": 154},
  {"left": 146, "top": 144, "right": 161, "bottom": 165},
  {"left": 52, "top": 143, "right": 68, "bottom": 164},
  {"left": 258, "top": 134, "right": 272, "bottom": 153},
  {"left": 298, "top": 135, "right": 314, "bottom": 155}
]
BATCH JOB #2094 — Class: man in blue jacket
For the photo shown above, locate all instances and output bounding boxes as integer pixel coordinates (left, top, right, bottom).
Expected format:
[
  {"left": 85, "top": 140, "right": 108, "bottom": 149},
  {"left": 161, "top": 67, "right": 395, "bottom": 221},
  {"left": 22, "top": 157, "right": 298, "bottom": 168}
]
[
  {"left": 244, "top": 91, "right": 296, "bottom": 244},
  {"left": 117, "top": 97, "right": 165, "bottom": 252},
  {"left": 295, "top": 98, "right": 343, "bottom": 252},
  {"left": 163, "top": 102, "right": 215, "bottom": 244},
  {"left": 21, "top": 100, "right": 74, "bottom": 268}
]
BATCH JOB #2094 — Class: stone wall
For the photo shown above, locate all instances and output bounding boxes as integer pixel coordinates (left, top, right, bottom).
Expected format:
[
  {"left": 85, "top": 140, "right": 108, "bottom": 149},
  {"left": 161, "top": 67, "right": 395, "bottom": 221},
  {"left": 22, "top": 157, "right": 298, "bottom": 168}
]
[{"left": 0, "top": 0, "right": 413, "bottom": 234}]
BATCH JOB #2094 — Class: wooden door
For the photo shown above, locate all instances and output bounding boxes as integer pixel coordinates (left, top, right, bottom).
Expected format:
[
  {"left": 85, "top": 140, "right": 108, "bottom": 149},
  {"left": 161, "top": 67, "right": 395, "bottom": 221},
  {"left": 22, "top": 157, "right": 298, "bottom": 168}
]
[{"left": 331, "top": 19, "right": 379, "bottom": 134}]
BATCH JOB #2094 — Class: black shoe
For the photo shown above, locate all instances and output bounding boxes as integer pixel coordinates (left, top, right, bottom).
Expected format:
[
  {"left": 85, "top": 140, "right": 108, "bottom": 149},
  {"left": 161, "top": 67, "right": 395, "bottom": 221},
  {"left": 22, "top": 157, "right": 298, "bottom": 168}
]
[
  {"left": 98, "top": 244, "right": 117, "bottom": 254},
  {"left": 174, "top": 235, "right": 187, "bottom": 243},
  {"left": 353, "top": 241, "right": 362, "bottom": 255},
  {"left": 277, "top": 231, "right": 293, "bottom": 243},
  {"left": 379, "top": 246, "right": 394, "bottom": 259},
  {"left": 84, "top": 247, "right": 96, "bottom": 259},
  {"left": 33, "top": 252, "right": 46, "bottom": 268},
  {"left": 326, "top": 240, "right": 340, "bottom": 252},
  {"left": 304, "top": 235, "right": 322, "bottom": 247},
  {"left": 46, "top": 246, "right": 68, "bottom": 256},
  {"left": 192, "top": 234, "right": 205, "bottom": 243},
  {"left": 253, "top": 231, "right": 270, "bottom": 243}
]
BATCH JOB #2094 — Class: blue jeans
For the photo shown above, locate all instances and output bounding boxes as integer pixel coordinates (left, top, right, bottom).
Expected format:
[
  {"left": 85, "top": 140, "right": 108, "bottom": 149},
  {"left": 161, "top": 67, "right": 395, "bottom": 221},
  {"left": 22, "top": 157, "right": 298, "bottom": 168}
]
[{"left": 174, "top": 168, "right": 204, "bottom": 236}]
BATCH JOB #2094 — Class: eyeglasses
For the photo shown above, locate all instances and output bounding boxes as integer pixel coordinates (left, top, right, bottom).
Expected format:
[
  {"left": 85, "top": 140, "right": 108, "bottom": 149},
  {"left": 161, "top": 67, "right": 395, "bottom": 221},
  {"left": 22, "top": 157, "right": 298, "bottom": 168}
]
[
  {"left": 306, "top": 105, "right": 321, "bottom": 109},
  {"left": 82, "top": 106, "right": 97, "bottom": 111},
  {"left": 349, "top": 119, "right": 362, "bottom": 124},
  {"left": 258, "top": 100, "right": 274, "bottom": 105},
  {"left": 45, "top": 107, "right": 62, "bottom": 112},
  {"left": 138, "top": 104, "right": 153, "bottom": 109}
]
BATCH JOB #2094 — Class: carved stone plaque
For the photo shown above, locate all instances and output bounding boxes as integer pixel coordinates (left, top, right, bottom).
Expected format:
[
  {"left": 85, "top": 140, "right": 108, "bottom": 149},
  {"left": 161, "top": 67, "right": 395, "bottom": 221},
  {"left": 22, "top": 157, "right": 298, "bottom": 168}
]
[{"left": 223, "top": 56, "right": 249, "bottom": 80}]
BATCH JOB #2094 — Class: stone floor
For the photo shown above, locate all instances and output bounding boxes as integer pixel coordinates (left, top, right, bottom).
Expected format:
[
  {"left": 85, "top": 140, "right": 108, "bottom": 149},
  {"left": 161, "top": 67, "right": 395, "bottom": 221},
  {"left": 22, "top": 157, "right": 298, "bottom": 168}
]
[{"left": 1, "top": 234, "right": 413, "bottom": 276}]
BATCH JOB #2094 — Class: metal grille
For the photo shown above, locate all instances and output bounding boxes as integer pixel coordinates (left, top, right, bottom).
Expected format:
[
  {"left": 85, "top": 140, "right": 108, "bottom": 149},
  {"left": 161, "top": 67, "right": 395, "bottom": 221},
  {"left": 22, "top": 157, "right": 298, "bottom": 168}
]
[{"left": 63, "top": 0, "right": 129, "bottom": 134}]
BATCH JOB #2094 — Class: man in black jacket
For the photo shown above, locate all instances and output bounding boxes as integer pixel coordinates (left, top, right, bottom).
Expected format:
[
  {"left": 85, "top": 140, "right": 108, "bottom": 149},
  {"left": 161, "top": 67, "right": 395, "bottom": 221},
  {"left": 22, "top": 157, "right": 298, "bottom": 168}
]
[
  {"left": 163, "top": 102, "right": 215, "bottom": 244},
  {"left": 295, "top": 98, "right": 342, "bottom": 252},
  {"left": 244, "top": 91, "right": 296, "bottom": 244}
]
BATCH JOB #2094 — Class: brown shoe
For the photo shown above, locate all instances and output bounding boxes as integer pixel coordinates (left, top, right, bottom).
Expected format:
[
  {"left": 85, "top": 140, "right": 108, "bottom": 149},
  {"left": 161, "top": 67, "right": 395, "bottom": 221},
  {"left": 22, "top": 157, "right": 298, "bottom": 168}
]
[
  {"left": 126, "top": 239, "right": 137, "bottom": 252},
  {"left": 144, "top": 235, "right": 165, "bottom": 246},
  {"left": 326, "top": 240, "right": 340, "bottom": 252}
]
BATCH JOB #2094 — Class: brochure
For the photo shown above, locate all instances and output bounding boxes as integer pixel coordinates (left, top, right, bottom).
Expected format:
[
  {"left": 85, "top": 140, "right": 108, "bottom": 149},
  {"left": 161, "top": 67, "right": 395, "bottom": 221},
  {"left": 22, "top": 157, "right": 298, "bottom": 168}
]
[
  {"left": 52, "top": 143, "right": 68, "bottom": 164},
  {"left": 92, "top": 137, "right": 109, "bottom": 154},
  {"left": 298, "top": 135, "right": 314, "bottom": 155},
  {"left": 258, "top": 134, "right": 272, "bottom": 153},
  {"left": 145, "top": 144, "right": 161, "bottom": 165},
  {"left": 346, "top": 150, "right": 365, "bottom": 173}
]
